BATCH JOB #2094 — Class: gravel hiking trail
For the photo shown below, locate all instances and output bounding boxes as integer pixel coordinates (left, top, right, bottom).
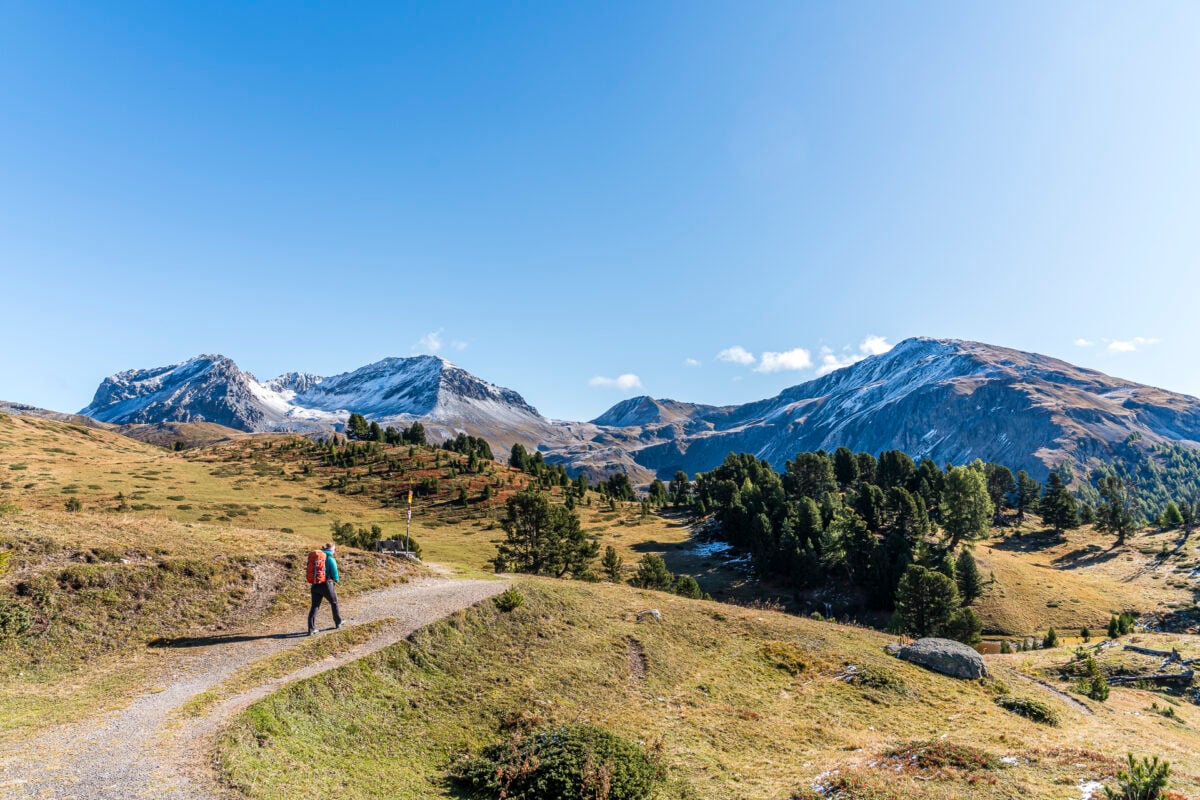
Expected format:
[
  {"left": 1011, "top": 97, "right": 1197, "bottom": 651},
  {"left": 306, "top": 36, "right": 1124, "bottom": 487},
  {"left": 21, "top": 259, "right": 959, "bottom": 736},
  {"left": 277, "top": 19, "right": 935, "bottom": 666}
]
[{"left": 0, "top": 576, "right": 506, "bottom": 800}]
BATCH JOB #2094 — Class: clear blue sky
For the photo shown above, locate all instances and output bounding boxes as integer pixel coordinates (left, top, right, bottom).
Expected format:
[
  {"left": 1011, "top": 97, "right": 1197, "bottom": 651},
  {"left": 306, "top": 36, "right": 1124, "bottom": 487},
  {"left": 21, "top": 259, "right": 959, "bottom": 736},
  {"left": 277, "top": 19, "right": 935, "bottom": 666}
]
[{"left": 2, "top": 2, "right": 1198, "bottom": 421}]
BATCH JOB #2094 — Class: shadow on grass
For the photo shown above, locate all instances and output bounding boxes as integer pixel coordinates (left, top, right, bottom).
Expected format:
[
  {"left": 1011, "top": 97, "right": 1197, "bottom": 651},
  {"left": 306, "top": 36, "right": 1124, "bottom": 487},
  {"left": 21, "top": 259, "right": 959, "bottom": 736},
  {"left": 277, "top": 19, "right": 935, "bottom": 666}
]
[
  {"left": 989, "top": 528, "right": 1072, "bottom": 553},
  {"left": 148, "top": 631, "right": 311, "bottom": 648},
  {"left": 1050, "top": 545, "right": 1123, "bottom": 569}
]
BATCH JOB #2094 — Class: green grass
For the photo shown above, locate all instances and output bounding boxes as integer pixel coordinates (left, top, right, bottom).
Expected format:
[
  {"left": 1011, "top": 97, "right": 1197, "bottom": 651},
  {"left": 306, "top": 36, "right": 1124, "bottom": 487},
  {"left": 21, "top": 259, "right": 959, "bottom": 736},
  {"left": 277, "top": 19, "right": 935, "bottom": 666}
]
[
  {"left": 216, "top": 579, "right": 1200, "bottom": 800},
  {"left": 177, "top": 618, "right": 393, "bottom": 718}
]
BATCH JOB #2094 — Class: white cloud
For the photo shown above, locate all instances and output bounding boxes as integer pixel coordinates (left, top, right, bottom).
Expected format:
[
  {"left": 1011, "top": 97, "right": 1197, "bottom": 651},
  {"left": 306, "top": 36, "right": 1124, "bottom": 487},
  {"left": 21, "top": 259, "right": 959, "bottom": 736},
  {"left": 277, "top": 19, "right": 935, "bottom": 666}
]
[
  {"left": 417, "top": 330, "right": 444, "bottom": 353},
  {"left": 1108, "top": 337, "right": 1159, "bottom": 353},
  {"left": 815, "top": 348, "right": 864, "bottom": 377},
  {"left": 451, "top": 340, "right": 468, "bottom": 351},
  {"left": 859, "top": 335, "right": 893, "bottom": 356},
  {"left": 717, "top": 345, "right": 756, "bottom": 366},
  {"left": 684, "top": 358, "right": 701, "bottom": 368},
  {"left": 1074, "top": 338, "right": 1095, "bottom": 347},
  {"left": 589, "top": 373, "right": 643, "bottom": 391},
  {"left": 814, "top": 336, "right": 895, "bottom": 376},
  {"left": 755, "top": 348, "right": 813, "bottom": 373}
]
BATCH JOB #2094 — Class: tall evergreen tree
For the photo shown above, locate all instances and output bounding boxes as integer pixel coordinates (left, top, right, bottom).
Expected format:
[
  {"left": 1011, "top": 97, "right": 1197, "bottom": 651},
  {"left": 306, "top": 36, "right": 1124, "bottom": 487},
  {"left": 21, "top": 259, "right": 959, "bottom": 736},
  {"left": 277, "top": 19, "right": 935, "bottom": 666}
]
[
  {"left": 833, "top": 446, "right": 859, "bottom": 489},
  {"left": 1096, "top": 473, "right": 1138, "bottom": 545},
  {"left": 855, "top": 452, "right": 878, "bottom": 487},
  {"left": 877, "top": 450, "right": 917, "bottom": 492},
  {"left": 669, "top": 471, "right": 691, "bottom": 506},
  {"left": 894, "top": 565, "right": 960, "bottom": 638},
  {"left": 494, "top": 489, "right": 598, "bottom": 577},
  {"left": 1014, "top": 470, "right": 1040, "bottom": 524},
  {"left": 984, "top": 463, "right": 1015, "bottom": 523},
  {"left": 1039, "top": 472, "right": 1079, "bottom": 535},
  {"left": 940, "top": 463, "right": 994, "bottom": 549},
  {"left": 783, "top": 452, "right": 837, "bottom": 501},
  {"left": 648, "top": 479, "right": 669, "bottom": 508},
  {"left": 955, "top": 548, "right": 984, "bottom": 605}
]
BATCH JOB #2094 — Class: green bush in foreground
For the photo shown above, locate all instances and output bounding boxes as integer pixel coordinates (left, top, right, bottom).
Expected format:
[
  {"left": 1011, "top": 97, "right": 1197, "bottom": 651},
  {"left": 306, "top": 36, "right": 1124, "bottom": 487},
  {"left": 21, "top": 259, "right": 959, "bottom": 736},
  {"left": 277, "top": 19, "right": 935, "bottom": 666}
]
[
  {"left": 1105, "top": 753, "right": 1170, "bottom": 799},
  {"left": 450, "top": 723, "right": 666, "bottom": 800}
]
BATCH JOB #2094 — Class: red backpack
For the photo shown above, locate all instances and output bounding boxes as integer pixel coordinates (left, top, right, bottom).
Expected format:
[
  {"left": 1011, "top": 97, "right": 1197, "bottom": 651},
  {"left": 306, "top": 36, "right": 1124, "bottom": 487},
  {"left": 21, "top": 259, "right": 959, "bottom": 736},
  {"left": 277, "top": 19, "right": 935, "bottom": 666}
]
[{"left": 306, "top": 550, "right": 327, "bottom": 584}]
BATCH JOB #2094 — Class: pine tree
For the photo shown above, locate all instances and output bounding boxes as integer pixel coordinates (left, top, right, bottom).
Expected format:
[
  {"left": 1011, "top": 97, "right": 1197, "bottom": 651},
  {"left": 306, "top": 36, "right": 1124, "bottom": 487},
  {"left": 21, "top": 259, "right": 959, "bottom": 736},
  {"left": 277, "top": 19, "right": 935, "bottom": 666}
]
[
  {"left": 1043, "top": 627, "right": 1059, "bottom": 648},
  {"left": 631, "top": 553, "right": 674, "bottom": 591},
  {"left": 1040, "top": 472, "right": 1079, "bottom": 535},
  {"left": 833, "top": 446, "right": 859, "bottom": 489},
  {"left": 940, "top": 463, "right": 994, "bottom": 549},
  {"left": 1096, "top": 474, "right": 1138, "bottom": 545},
  {"left": 1108, "top": 614, "right": 1120, "bottom": 639},
  {"left": 1162, "top": 501, "right": 1184, "bottom": 529},
  {"left": 494, "top": 489, "right": 598, "bottom": 578},
  {"left": 1014, "top": 470, "right": 1040, "bottom": 524},
  {"left": 955, "top": 548, "right": 984, "bottom": 605},
  {"left": 673, "top": 575, "right": 703, "bottom": 599},
  {"left": 601, "top": 545, "right": 623, "bottom": 582},
  {"left": 893, "top": 565, "right": 960, "bottom": 638}
]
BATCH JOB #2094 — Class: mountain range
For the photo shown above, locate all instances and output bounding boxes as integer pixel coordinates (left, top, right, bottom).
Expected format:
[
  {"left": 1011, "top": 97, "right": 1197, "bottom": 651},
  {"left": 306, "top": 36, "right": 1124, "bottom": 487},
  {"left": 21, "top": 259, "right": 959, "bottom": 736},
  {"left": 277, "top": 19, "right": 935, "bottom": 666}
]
[{"left": 52, "top": 338, "right": 1200, "bottom": 488}]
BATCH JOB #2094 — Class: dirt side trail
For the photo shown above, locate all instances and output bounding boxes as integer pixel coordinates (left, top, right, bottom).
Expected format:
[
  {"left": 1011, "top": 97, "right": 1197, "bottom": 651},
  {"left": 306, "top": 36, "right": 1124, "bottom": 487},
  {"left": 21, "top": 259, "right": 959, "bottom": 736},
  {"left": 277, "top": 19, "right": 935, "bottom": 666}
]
[{"left": 0, "top": 576, "right": 506, "bottom": 800}]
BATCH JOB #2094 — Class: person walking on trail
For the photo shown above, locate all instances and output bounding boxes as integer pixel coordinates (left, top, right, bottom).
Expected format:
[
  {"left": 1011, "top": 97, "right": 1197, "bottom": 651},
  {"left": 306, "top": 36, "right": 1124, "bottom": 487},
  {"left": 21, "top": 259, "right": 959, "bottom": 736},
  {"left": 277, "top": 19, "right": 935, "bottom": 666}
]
[{"left": 306, "top": 542, "right": 343, "bottom": 635}]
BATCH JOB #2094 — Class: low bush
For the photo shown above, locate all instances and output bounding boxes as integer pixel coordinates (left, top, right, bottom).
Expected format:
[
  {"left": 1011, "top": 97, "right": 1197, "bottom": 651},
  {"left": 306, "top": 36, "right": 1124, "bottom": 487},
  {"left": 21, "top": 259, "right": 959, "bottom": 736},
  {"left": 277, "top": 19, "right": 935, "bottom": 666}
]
[
  {"left": 0, "top": 596, "right": 33, "bottom": 638},
  {"left": 882, "top": 740, "right": 1001, "bottom": 772},
  {"left": 995, "top": 695, "right": 1060, "bottom": 726},
  {"left": 450, "top": 723, "right": 666, "bottom": 800},
  {"left": 494, "top": 587, "right": 525, "bottom": 612}
]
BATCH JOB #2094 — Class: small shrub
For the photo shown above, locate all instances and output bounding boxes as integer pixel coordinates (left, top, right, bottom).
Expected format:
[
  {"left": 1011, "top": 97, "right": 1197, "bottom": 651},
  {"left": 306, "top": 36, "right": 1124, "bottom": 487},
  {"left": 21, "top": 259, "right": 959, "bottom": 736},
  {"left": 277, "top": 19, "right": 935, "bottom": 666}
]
[
  {"left": 996, "top": 695, "right": 1060, "bottom": 726},
  {"left": 882, "top": 740, "right": 1001, "bottom": 772},
  {"left": 494, "top": 587, "right": 525, "bottom": 612},
  {"left": 1104, "top": 753, "right": 1170, "bottom": 799},
  {"left": 449, "top": 723, "right": 666, "bottom": 800},
  {"left": 1043, "top": 627, "right": 1059, "bottom": 648},
  {"left": 65, "top": 497, "right": 83, "bottom": 512},
  {"left": 758, "top": 641, "right": 808, "bottom": 675},
  {"left": 0, "top": 597, "right": 32, "bottom": 638},
  {"left": 839, "top": 663, "right": 906, "bottom": 692}
]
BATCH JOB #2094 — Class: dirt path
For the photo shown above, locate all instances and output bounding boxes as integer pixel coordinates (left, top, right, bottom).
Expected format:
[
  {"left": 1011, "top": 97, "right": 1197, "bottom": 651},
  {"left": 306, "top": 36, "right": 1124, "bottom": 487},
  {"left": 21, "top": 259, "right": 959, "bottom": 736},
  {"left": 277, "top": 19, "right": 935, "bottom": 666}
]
[
  {"left": 1009, "top": 670, "right": 1094, "bottom": 716},
  {"left": 0, "top": 576, "right": 506, "bottom": 800}
]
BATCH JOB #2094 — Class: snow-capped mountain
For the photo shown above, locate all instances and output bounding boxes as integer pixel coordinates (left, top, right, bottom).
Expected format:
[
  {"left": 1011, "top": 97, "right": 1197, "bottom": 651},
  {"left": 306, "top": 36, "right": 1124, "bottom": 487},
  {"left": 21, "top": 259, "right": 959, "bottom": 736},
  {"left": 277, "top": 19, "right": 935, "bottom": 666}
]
[
  {"left": 79, "top": 354, "right": 572, "bottom": 451},
  {"left": 77, "top": 338, "right": 1200, "bottom": 490},
  {"left": 558, "top": 337, "right": 1200, "bottom": 482}
]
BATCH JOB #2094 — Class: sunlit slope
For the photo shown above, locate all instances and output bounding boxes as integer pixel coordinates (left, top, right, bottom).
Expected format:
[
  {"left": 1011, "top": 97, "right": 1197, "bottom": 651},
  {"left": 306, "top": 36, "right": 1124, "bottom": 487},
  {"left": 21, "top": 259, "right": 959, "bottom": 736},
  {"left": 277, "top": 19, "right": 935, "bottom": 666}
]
[{"left": 218, "top": 579, "right": 1200, "bottom": 800}]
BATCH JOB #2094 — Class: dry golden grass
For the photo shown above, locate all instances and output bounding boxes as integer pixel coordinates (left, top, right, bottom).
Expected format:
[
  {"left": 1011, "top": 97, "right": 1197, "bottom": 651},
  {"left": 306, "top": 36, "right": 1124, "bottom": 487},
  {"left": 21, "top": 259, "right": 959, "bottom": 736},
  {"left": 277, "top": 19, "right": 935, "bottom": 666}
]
[{"left": 972, "top": 520, "right": 1198, "bottom": 636}]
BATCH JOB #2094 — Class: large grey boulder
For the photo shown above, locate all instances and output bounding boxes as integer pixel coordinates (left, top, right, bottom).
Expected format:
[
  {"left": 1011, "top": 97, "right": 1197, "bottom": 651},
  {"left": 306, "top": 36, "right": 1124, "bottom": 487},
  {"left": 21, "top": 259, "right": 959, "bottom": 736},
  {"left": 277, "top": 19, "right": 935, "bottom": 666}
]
[{"left": 896, "top": 637, "right": 988, "bottom": 679}]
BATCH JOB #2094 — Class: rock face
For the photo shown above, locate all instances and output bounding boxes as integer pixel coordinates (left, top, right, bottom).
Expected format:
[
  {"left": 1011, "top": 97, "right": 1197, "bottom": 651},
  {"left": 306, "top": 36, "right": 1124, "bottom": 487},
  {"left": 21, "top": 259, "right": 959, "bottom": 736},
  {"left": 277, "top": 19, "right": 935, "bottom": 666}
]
[
  {"left": 571, "top": 337, "right": 1200, "bottom": 482},
  {"left": 896, "top": 637, "right": 988, "bottom": 679}
]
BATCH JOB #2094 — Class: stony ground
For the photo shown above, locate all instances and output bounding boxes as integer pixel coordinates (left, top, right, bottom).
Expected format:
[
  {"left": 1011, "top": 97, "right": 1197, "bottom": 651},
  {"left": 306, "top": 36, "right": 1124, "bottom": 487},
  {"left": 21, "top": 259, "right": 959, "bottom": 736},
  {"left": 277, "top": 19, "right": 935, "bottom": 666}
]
[{"left": 0, "top": 576, "right": 506, "bottom": 800}]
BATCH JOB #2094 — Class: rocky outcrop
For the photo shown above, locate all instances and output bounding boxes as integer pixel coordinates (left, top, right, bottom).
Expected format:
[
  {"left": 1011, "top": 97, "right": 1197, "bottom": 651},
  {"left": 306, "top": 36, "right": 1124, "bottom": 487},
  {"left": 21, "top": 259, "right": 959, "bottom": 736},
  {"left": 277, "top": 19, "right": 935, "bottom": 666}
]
[{"left": 896, "top": 637, "right": 988, "bottom": 679}]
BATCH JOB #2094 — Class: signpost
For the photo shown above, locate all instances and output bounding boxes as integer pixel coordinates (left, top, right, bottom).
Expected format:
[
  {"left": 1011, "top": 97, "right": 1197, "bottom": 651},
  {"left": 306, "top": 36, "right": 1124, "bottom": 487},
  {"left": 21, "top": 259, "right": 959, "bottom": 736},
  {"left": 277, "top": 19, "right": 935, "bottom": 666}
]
[{"left": 406, "top": 487, "right": 413, "bottom": 553}]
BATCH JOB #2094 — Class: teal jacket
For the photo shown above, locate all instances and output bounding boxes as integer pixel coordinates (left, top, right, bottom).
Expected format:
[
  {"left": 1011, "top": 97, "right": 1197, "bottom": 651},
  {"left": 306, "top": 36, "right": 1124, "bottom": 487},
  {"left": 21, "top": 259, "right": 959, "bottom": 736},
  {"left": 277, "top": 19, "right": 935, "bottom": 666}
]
[{"left": 322, "top": 549, "right": 340, "bottom": 582}]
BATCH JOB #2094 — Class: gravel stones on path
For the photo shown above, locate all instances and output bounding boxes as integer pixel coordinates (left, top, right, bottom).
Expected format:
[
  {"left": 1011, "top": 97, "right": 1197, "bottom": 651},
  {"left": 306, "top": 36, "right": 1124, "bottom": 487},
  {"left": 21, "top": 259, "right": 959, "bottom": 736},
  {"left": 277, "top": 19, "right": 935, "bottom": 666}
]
[{"left": 0, "top": 576, "right": 506, "bottom": 800}]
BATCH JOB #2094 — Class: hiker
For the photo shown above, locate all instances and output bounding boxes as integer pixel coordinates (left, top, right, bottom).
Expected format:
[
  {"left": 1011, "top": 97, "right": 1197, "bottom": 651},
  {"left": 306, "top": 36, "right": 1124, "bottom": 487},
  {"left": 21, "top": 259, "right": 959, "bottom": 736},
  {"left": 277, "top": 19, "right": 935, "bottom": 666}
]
[{"left": 306, "top": 542, "right": 343, "bottom": 635}]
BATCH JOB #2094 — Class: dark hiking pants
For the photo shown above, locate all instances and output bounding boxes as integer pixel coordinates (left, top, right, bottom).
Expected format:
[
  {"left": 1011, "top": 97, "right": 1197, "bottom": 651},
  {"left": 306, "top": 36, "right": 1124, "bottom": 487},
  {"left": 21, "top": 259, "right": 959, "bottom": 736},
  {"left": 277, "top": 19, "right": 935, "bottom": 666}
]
[{"left": 308, "top": 581, "right": 342, "bottom": 632}]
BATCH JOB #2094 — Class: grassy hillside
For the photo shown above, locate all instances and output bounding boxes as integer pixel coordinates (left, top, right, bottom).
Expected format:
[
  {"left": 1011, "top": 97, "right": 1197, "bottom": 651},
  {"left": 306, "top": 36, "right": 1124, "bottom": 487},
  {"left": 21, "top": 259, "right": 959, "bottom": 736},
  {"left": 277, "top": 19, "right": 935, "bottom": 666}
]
[
  {"left": 0, "top": 414, "right": 425, "bottom": 740},
  {"left": 218, "top": 579, "right": 1200, "bottom": 800},
  {"left": 972, "top": 522, "right": 1199, "bottom": 636}
]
